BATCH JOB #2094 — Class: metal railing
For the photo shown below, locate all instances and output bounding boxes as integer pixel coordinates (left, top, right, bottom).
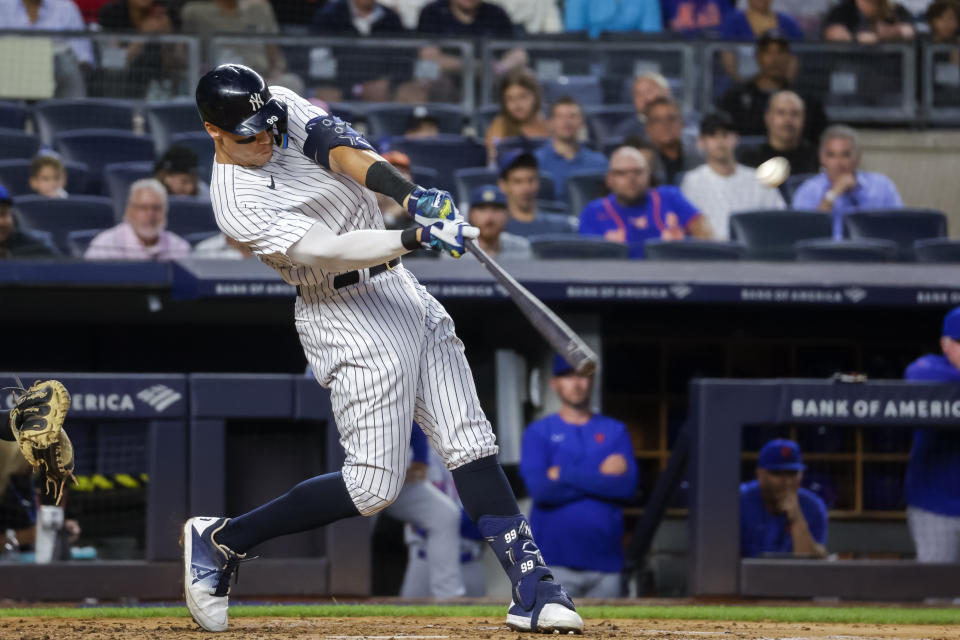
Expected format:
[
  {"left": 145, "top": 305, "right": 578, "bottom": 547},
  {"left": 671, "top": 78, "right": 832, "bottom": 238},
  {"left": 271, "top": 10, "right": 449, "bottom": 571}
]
[{"left": 922, "top": 42, "right": 960, "bottom": 124}]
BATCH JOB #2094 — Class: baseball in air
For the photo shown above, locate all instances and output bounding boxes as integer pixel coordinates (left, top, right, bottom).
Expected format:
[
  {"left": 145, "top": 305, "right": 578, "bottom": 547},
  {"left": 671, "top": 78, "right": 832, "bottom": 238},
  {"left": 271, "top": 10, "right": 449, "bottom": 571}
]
[{"left": 756, "top": 156, "right": 790, "bottom": 188}]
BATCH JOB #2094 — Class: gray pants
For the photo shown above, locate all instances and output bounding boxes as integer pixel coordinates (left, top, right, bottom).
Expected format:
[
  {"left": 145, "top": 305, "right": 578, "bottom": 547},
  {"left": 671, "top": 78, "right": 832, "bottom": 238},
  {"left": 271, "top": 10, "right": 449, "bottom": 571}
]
[
  {"left": 385, "top": 479, "right": 465, "bottom": 597},
  {"left": 550, "top": 566, "right": 621, "bottom": 598},
  {"left": 908, "top": 506, "right": 960, "bottom": 563}
]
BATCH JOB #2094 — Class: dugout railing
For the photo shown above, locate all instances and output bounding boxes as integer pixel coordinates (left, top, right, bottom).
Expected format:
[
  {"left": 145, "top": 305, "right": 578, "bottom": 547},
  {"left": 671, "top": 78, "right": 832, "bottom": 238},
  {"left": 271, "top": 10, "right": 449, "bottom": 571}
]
[{"left": 688, "top": 378, "right": 960, "bottom": 599}]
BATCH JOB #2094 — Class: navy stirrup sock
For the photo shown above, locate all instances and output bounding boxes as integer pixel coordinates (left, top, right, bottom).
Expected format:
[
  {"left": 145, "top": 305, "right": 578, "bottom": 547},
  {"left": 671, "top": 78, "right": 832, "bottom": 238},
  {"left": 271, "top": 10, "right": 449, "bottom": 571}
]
[
  {"left": 451, "top": 454, "right": 521, "bottom": 520},
  {"left": 215, "top": 471, "right": 359, "bottom": 554}
]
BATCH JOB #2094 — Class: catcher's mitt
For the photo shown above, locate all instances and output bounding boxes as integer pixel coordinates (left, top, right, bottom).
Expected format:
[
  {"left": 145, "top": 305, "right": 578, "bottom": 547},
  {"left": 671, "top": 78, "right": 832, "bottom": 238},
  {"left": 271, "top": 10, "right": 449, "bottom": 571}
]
[{"left": 9, "top": 380, "right": 76, "bottom": 505}]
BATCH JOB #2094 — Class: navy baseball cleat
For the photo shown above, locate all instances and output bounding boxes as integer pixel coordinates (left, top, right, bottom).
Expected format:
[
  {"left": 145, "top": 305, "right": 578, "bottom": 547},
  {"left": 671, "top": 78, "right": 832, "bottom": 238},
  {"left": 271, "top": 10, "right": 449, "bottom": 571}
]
[
  {"left": 505, "top": 578, "right": 584, "bottom": 634},
  {"left": 182, "top": 517, "right": 248, "bottom": 632}
]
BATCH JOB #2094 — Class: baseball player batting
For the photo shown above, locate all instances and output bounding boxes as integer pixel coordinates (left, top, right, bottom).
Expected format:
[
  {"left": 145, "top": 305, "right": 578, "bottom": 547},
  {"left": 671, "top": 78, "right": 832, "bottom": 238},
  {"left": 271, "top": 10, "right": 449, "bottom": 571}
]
[{"left": 183, "top": 64, "right": 583, "bottom": 634}]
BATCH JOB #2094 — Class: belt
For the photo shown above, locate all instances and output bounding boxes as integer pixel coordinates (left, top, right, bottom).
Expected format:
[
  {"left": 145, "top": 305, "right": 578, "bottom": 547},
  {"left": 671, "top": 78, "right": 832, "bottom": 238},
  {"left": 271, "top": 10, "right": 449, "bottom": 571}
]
[{"left": 297, "top": 257, "right": 401, "bottom": 297}]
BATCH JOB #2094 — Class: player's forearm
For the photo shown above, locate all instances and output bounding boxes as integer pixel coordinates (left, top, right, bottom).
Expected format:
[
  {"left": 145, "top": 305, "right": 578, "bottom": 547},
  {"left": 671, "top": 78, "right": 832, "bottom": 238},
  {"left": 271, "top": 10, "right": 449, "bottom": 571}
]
[
  {"left": 287, "top": 223, "right": 421, "bottom": 272},
  {"left": 787, "top": 510, "right": 827, "bottom": 558}
]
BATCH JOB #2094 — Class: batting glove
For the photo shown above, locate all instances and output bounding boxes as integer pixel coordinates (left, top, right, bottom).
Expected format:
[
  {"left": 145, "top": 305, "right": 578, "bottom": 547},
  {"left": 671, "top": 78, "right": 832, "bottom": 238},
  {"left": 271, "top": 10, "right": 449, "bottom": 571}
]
[
  {"left": 415, "top": 213, "right": 479, "bottom": 259},
  {"left": 407, "top": 187, "right": 457, "bottom": 221}
]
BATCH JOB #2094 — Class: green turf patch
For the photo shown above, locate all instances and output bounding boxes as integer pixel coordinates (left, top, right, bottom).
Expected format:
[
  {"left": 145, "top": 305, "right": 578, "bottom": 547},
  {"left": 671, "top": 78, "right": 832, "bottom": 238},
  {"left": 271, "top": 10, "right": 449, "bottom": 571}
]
[{"left": 0, "top": 604, "right": 959, "bottom": 625}]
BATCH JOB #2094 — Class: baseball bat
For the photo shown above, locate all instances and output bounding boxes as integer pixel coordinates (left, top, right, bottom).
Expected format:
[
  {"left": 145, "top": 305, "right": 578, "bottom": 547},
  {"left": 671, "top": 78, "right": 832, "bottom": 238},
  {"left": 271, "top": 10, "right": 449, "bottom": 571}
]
[{"left": 464, "top": 239, "right": 598, "bottom": 376}]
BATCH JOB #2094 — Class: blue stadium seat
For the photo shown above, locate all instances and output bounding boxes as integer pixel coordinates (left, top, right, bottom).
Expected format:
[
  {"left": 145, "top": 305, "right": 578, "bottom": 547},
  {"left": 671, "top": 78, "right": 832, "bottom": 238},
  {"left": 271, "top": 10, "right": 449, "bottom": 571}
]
[
  {"left": 914, "top": 238, "right": 960, "bottom": 263},
  {"left": 166, "top": 197, "right": 218, "bottom": 237},
  {"left": 529, "top": 234, "right": 629, "bottom": 259},
  {"left": 780, "top": 172, "right": 816, "bottom": 202},
  {"left": 64, "top": 161, "right": 92, "bottom": 195},
  {"left": 476, "top": 104, "right": 500, "bottom": 137},
  {"left": 146, "top": 101, "right": 203, "bottom": 152},
  {"left": 794, "top": 238, "right": 898, "bottom": 262},
  {"left": 454, "top": 167, "right": 556, "bottom": 207},
  {"left": 729, "top": 210, "right": 833, "bottom": 261},
  {"left": 505, "top": 213, "right": 577, "bottom": 238},
  {"left": 34, "top": 99, "right": 137, "bottom": 146},
  {"left": 644, "top": 239, "right": 745, "bottom": 261},
  {"left": 541, "top": 76, "right": 603, "bottom": 107},
  {"left": 0, "top": 128, "right": 40, "bottom": 160},
  {"left": 364, "top": 104, "right": 465, "bottom": 139},
  {"left": 0, "top": 158, "right": 92, "bottom": 196},
  {"left": 389, "top": 135, "right": 486, "bottom": 193},
  {"left": 0, "top": 101, "right": 28, "bottom": 130},
  {"left": 66, "top": 228, "right": 105, "bottom": 258},
  {"left": 14, "top": 195, "right": 115, "bottom": 253},
  {"left": 565, "top": 170, "right": 607, "bottom": 217},
  {"left": 494, "top": 136, "right": 549, "bottom": 167},
  {"left": 55, "top": 130, "right": 155, "bottom": 194},
  {"left": 103, "top": 161, "right": 155, "bottom": 220},
  {"left": 410, "top": 166, "right": 438, "bottom": 187},
  {"left": 583, "top": 104, "right": 636, "bottom": 142},
  {"left": 843, "top": 209, "right": 948, "bottom": 261},
  {"left": 168, "top": 132, "right": 216, "bottom": 183}
]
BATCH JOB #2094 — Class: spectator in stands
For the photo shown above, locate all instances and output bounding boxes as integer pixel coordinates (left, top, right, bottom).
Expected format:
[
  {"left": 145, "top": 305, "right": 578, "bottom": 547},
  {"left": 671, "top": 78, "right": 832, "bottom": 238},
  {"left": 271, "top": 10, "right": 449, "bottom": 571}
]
[
  {"left": 663, "top": 0, "right": 731, "bottom": 34},
  {"left": 741, "top": 439, "right": 828, "bottom": 558},
  {"left": 85, "top": 178, "right": 190, "bottom": 261},
  {"left": 579, "top": 146, "right": 711, "bottom": 258},
  {"left": 774, "top": 0, "right": 832, "bottom": 36},
  {"left": 903, "top": 306, "right": 960, "bottom": 563},
  {"left": 927, "top": 0, "right": 960, "bottom": 42},
  {"left": 154, "top": 146, "right": 209, "bottom": 199},
  {"left": 310, "top": 0, "right": 405, "bottom": 35},
  {"left": 622, "top": 135, "right": 667, "bottom": 186},
  {"left": 493, "top": 0, "right": 562, "bottom": 33},
  {"left": 181, "top": 0, "right": 298, "bottom": 92},
  {"left": 738, "top": 90, "right": 820, "bottom": 175},
  {"left": 823, "top": 0, "right": 916, "bottom": 42},
  {"left": 519, "top": 354, "right": 638, "bottom": 597},
  {"left": 497, "top": 150, "right": 550, "bottom": 237},
  {"left": 564, "top": 0, "right": 662, "bottom": 38},
  {"left": 0, "top": 0, "right": 94, "bottom": 97},
  {"left": 534, "top": 97, "right": 607, "bottom": 202},
  {"left": 644, "top": 97, "right": 702, "bottom": 185},
  {"left": 485, "top": 69, "right": 550, "bottom": 163},
  {"left": 717, "top": 31, "right": 828, "bottom": 145},
  {"left": 377, "top": 151, "right": 417, "bottom": 230},
  {"left": 465, "top": 185, "right": 532, "bottom": 259},
  {"left": 404, "top": 107, "right": 442, "bottom": 139},
  {"left": 417, "top": 0, "right": 513, "bottom": 35},
  {"left": 792, "top": 125, "right": 903, "bottom": 239},
  {"left": 28, "top": 155, "right": 68, "bottom": 199},
  {"left": 681, "top": 112, "right": 785, "bottom": 240},
  {"left": 613, "top": 72, "right": 672, "bottom": 140},
  {"left": 0, "top": 186, "right": 58, "bottom": 259},
  {"left": 718, "top": 0, "right": 803, "bottom": 83},
  {"left": 193, "top": 233, "right": 254, "bottom": 259}
]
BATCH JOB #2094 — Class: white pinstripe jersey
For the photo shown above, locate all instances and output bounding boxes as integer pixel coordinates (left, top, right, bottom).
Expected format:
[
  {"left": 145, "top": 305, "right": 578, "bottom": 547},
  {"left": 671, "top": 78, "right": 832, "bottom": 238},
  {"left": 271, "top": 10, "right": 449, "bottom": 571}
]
[{"left": 209, "top": 85, "right": 385, "bottom": 286}]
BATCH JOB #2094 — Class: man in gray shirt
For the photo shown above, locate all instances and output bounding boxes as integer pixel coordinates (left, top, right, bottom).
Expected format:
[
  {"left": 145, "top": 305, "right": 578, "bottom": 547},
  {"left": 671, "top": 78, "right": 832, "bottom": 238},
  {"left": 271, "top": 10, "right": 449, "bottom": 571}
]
[{"left": 465, "top": 185, "right": 532, "bottom": 259}]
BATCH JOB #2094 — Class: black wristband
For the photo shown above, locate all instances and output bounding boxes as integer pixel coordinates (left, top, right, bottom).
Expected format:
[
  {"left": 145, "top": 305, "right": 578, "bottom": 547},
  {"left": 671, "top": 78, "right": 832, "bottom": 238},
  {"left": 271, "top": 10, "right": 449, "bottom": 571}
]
[
  {"left": 400, "top": 227, "right": 421, "bottom": 251},
  {"left": 366, "top": 160, "right": 418, "bottom": 206}
]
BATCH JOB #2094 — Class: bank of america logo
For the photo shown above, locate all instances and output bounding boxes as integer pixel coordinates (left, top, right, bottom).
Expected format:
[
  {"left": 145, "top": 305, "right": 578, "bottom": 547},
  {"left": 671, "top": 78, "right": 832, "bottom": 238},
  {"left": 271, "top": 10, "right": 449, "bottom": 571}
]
[{"left": 137, "top": 385, "right": 182, "bottom": 412}]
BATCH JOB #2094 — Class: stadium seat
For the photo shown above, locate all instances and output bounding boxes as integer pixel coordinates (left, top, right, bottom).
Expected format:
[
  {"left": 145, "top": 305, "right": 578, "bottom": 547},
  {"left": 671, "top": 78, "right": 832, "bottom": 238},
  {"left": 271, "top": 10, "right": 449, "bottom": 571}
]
[
  {"left": 389, "top": 135, "right": 486, "bottom": 193},
  {"left": 146, "top": 101, "right": 203, "bottom": 152},
  {"left": 410, "top": 166, "right": 438, "bottom": 187},
  {"left": 583, "top": 104, "right": 636, "bottom": 142},
  {"left": 644, "top": 239, "right": 745, "bottom": 261},
  {"left": 0, "top": 128, "right": 40, "bottom": 160},
  {"left": 566, "top": 170, "right": 608, "bottom": 217},
  {"left": 363, "top": 104, "right": 465, "bottom": 139},
  {"left": 542, "top": 76, "right": 603, "bottom": 107},
  {"left": 476, "top": 104, "right": 500, "bottom": 136},
  {"left": 729, "top": 210, "right": 833, "bottom": 261},
  {"left": 34, "top": 99, "right": 137, "bottom": 146},
  {"left": 166, "top": 197, "right": 218, "bottom": 237},
  {"left": 14, "top": 195, "right": 115, "bottom": 253},
  {"left": 780, "top": 173, "right": 815, "bottom": 202},
  {"left": 167, "top": 132, "right": 215, "bottom": 183},
  {"left": 529, "top": 234, "right": 629, "bottom": 259},
  {"left": 0, "top": 101, "right": 28, "bottom": 130},
  {"left": 914, "top": 238, "right": 960, "bottom": 263},
  {"left": 505, "top": 213, "right": 577, "bottom": 238},
  {"left": 494, "top": 136, "right": 549, "bottom": 166},
  {"left": 55, "top": 130, "right": 155, "bottom": 194},
  {"left": 453, "top": 167, "right": 556, "bottom": 206},
  {"left": 794, "top": 238, "right": 898, "bottom": 262},
  {"left": 66, "top": 229, "right": 105, "bottom": 258},
  {"left": 104, "top": 161, "right": 155, "bottom": 220},
  {"left": 843, "top": 209, "right": 948, "bottom": 261}
]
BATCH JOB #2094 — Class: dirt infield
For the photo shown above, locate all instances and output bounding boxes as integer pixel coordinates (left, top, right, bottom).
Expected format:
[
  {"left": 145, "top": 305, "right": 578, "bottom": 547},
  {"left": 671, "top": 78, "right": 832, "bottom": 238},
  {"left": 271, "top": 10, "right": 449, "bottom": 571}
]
[{"left": 2, "top": 616, "right": 957, "bottom": 640}]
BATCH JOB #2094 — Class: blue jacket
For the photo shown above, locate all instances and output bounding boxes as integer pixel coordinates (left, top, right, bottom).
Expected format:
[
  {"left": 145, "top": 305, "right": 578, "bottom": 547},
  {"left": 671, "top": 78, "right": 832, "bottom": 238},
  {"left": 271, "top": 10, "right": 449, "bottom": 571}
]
[
  {"left": 904, "top": 354, "right": 960, "bottom": 516},
  {"left": 520, "top": 413, "right": 638, "bottom": 572},
  {"left": 740, "top": 480, "right": 827, "bottom": 558}
]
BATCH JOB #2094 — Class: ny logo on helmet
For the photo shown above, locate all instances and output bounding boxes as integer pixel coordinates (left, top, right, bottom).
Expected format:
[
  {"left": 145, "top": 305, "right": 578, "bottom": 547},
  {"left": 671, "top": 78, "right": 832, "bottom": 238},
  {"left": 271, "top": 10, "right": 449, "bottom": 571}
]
[{"left": 249, "top": 93, "right": 264, "bottom": 111}]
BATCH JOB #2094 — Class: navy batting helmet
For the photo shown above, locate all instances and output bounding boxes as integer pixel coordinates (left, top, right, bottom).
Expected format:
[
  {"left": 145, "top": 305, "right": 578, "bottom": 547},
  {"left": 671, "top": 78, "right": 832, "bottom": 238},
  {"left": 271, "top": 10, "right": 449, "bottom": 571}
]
[{"left": 196, "top": 64, "right": 288, "bottom": 148}]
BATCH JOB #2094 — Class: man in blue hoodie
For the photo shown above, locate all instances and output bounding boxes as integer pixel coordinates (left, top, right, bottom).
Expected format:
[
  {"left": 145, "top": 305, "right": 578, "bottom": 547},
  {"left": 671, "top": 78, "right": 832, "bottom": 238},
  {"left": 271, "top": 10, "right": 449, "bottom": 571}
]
[
  {"left": 904, "top": 307, "right": 960, "bottom": 563},
  {"left": 519, "top": 355, "right": 638, "bottom": 598}
]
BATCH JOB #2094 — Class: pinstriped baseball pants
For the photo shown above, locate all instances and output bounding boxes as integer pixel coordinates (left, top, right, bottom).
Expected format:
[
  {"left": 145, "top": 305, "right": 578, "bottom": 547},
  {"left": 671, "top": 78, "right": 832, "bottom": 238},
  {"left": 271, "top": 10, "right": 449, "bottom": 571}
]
[{"left": 295, "top": 266, "right": 499, "bottom": 516}]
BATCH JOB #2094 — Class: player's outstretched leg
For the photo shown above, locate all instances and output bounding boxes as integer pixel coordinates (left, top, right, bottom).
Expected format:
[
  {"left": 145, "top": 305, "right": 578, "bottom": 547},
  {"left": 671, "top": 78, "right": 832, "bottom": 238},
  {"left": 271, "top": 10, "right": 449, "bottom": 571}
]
[
  {"left": 182, "top": 471, "right": 359, "bottom": 632},
  {"left": 452, "top": 455, "right": 583, "bottom": 634}
]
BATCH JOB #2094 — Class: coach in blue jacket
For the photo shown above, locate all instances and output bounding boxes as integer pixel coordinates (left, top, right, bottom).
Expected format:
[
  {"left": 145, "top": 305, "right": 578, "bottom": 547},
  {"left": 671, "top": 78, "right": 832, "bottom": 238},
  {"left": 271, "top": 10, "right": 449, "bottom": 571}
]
[
  {"left": 903, "top": 307, "right": 960, "bottom": 563},
  {"left": 520, "top": 355, "right": 638, "bottom": 598}
]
